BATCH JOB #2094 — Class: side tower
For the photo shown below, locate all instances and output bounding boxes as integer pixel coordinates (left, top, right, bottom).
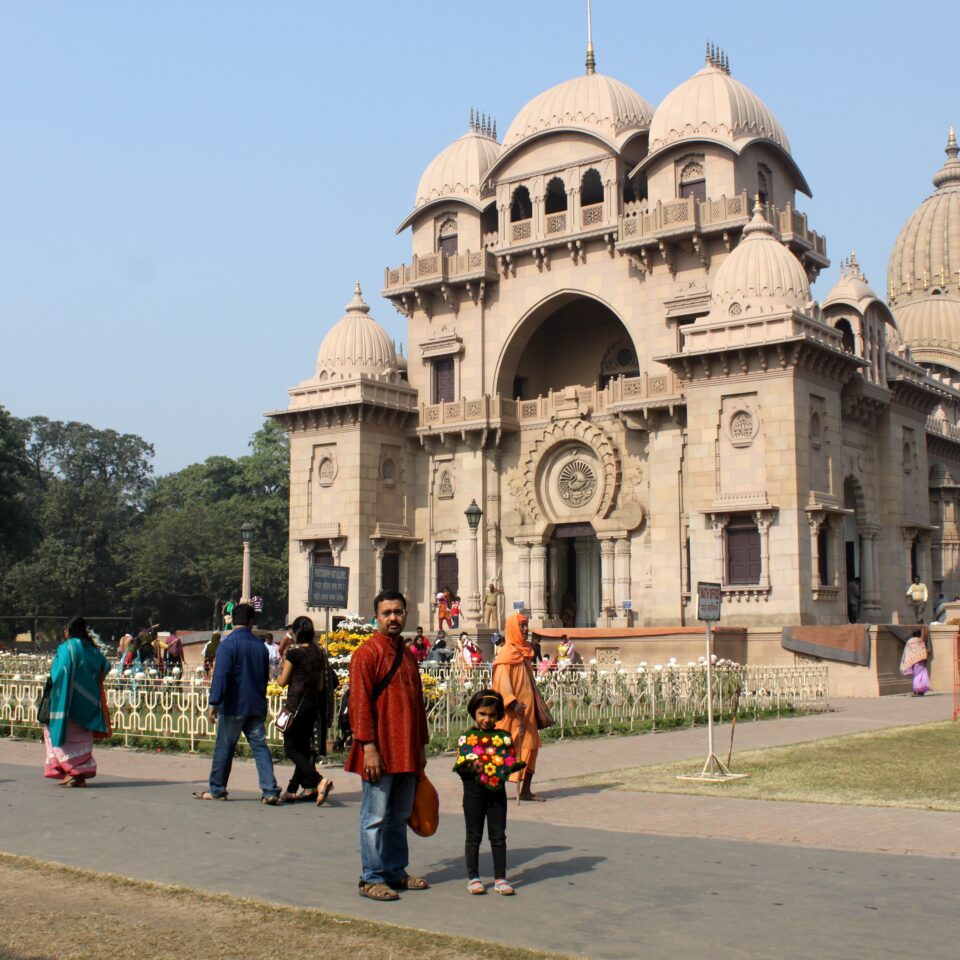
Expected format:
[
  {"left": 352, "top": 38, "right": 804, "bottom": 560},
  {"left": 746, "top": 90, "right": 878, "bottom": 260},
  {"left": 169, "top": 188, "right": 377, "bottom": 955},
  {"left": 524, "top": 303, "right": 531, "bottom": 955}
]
[{"left": 269, "top": 285, "right": 418, "bottom": 625}]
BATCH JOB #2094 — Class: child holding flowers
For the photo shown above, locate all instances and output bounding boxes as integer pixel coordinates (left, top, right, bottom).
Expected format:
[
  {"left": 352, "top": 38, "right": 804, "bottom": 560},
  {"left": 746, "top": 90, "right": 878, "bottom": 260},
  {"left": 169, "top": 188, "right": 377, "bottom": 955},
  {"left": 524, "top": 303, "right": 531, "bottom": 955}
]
[{"left": 453, "top": 689, "right": 525, "bottom": 895}]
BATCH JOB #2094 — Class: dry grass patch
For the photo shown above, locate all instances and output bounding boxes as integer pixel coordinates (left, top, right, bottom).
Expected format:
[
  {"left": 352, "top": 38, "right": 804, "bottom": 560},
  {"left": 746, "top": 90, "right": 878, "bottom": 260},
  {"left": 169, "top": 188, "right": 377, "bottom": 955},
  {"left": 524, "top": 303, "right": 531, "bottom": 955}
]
[
  {"left": 554, "top": 721, "right": 960, "bottom": 811},
  {"left": 0, "top": 854, "right": 572, "bottom": 960}
]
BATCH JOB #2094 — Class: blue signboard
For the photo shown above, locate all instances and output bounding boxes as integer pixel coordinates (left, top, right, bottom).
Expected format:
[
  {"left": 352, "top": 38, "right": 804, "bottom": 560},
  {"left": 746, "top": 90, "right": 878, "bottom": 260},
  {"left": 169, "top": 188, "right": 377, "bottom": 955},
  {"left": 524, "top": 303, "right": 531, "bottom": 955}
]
[
  {"left": 512, "top": 600, "right": 526, "bottom": 610},
  {"left": 309, "top": 564, "right": 349, "bottom": 609}
]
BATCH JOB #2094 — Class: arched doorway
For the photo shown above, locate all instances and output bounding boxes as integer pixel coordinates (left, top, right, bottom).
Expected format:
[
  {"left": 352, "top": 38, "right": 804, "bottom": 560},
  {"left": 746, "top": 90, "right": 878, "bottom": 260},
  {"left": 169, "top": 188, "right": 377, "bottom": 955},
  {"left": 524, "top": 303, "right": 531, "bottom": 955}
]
[
  {"left": 551, "top": 523, "right": 600, "bottom": 627},
  {"left": 495, "top": 292, "right": 639, "bottom": 400}
]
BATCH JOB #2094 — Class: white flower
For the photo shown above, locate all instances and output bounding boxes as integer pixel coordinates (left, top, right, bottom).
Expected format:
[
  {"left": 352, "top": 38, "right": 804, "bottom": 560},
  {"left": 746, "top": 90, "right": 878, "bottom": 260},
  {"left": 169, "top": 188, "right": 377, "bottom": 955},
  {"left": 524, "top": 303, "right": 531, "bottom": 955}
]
[
  {"left": 639, "top": 661, "right": 647, "bottom": 668},
  {"left": 589, "top": 657, "right": 598, "bottom": 665},
  {"left": 464, "top": 680, "right": 473, "bottom": 689},
  {"left": 710, "top": 654, "right": 717, "bottom": 664},
  {"left": 614, "top": 659, "right": 622, "bottom": 666},
  {"left": 618, "top": 668, "right": 627, "bottom": 675},
  {"left": 687, "top": 661, "right": 696, "bottom": 667},
  {"left": 635, "top": 665, "right": 646, "bottom": 674},
  {"left": 599, "top": 669, "right": 608, "bottom": 676},
  {"left": 654, "top": 664, "right": 663, "bottom": 673},
  {"left": 668, "top": 657, "right": 677, "bottom": 665}
]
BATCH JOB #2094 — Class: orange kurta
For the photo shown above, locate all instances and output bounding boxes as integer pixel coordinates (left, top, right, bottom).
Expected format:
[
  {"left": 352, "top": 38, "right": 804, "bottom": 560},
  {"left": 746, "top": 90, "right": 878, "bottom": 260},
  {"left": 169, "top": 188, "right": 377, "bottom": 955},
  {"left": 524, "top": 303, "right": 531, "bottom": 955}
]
[{"left": 491, "top": 613, "right": 540, "bottom": 779}]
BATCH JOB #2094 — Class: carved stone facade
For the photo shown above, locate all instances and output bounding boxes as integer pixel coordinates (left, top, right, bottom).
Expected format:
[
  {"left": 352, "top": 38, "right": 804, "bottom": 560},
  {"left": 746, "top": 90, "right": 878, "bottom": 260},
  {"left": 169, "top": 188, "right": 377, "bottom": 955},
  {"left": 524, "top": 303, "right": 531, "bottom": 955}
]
[{"left": 270, "top": 44, "right": 960, "bottom": 631}]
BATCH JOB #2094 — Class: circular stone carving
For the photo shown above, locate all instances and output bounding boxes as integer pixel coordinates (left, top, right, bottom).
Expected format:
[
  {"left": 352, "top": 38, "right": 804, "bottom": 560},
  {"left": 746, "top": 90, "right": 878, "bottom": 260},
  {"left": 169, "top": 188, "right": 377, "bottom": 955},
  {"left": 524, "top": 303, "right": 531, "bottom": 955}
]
[
  {"left": 730, "top": 411, "right": 753, "bottom": 440},
  {"left": 558, "top": 459, "right": 597, "bottom": 506},
  {"left": 318, "top": 456, "right": 337, "bottom": 486}
]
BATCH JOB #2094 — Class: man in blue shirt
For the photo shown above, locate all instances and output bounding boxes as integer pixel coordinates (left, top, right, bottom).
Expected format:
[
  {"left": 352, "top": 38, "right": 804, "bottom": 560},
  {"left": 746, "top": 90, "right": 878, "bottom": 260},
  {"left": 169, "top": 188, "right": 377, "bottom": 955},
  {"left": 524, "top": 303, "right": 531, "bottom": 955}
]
[{"left": 194, "top": 603, "right": 281, "bottom": 803}]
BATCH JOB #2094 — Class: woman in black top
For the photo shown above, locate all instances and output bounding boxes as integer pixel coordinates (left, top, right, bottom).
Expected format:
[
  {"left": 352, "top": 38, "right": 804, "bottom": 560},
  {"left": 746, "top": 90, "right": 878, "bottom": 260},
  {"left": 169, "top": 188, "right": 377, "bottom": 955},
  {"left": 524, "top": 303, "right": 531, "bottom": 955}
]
[{"left": 276, "top": 620, "right": 333, "bottom": 804}]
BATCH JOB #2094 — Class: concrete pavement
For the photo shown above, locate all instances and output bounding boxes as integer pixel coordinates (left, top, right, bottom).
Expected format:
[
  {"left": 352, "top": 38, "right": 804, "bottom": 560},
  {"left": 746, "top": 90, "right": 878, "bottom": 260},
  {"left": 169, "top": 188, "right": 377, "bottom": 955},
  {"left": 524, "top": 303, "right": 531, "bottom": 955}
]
[{"left": 1, "top": 694, "right": 958, "bottom": 959}]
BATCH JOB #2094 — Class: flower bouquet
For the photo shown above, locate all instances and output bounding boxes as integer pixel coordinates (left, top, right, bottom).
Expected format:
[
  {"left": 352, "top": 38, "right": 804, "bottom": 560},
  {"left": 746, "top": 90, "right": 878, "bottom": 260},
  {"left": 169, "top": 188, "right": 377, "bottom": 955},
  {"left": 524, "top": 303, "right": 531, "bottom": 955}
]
[{"left": 453, "top": 729, "right": 525, "bottom": 791}]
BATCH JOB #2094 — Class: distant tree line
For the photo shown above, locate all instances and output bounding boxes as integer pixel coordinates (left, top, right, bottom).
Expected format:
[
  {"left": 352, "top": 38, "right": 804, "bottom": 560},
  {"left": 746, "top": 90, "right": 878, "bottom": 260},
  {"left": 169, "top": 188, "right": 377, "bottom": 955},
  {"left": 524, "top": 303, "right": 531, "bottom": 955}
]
[{"left": 0, "top": 405, "right": 289, "bottom": 642}]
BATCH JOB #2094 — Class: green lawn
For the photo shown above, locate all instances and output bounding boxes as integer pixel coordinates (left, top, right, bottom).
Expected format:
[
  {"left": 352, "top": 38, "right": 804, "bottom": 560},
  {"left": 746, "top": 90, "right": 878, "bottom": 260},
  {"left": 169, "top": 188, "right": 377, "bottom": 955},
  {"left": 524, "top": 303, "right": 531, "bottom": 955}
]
[{"left": 555, "top": 721, "right": 960, "bottom": 811}]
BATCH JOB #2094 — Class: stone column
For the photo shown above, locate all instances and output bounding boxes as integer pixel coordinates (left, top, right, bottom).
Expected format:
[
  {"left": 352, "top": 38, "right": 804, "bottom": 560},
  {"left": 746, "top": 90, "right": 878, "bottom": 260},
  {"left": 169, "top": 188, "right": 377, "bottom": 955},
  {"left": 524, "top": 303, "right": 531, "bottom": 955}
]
[
  {"left": 517, "top": 541, "right": 532, "bottom": 614},
  {"left": 860, "top": 526, "right": 881, "bottom": 620},
  {"left": 399, "top": 542, "right": 414, "bottom": 599},
  {"left": 548, "top": 541, "right": 563, "bottom": 621},
  {"left": 808, "top": 512, "right": 824, "bottom": 590},
  {"left": 531, "top": 542, "right": 548, "bottom": 623},
  {"left": 600, "top": 538, "right": 616, "bottom": 618},
  {"left": 614, "top": 537, "right": 632, "bottom": 615},
  {"left": 710, "top": 514, "right": 729, "bottom": 584},
  {"left": 371, "top": 538, "right": 387, "bottom": 591},
  {"left": 754, "top": 511, "right": 772, "bottom": 590}
]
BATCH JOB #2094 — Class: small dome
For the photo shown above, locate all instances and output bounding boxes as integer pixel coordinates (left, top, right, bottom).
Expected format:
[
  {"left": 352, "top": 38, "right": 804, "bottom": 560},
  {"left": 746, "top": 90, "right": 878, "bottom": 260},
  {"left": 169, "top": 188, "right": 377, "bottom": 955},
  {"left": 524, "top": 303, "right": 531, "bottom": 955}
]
[
  {"left": 501, "top": 72, "right": 653, "bottom": 152},
  {"left": 823, "top": 253, "right": 880, "bottom": 309},
  {"left": 895, "top": 298, "right": 960, "bottom": 354},
  {"left": 316, "top": 283, "right": 398, "bottom": 381},
  {"left": 888, "top": 129, "right": 960, "bottom": 310},
  {"left": 709, "top": 200, "right": 810, "bottom": 313},
  {"left": 413, "top": 122, "right": 501, "bottom": 211},
  {"left": 648, "top": 54, "right": 790, "bottom": 156}
]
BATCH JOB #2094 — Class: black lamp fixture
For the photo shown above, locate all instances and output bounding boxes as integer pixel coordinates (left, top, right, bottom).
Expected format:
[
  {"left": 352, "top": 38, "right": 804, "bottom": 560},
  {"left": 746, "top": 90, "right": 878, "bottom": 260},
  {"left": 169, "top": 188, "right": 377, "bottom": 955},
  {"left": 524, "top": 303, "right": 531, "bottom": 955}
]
[
  {"left": 240, "top": 521, "right": 255, "bottom": 544},
  {"left": 464, "top": 499, "right": 482, "bottom": 531}
]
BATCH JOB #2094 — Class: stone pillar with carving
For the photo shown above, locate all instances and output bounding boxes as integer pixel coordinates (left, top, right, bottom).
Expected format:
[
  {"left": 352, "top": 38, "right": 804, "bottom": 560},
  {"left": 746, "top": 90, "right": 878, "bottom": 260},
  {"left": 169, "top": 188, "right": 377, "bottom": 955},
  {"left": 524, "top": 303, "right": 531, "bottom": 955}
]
[
  {"left": 710, "top": 514, "right": 729, "bottom": 584},
  {"left": 808, "top": 512, "right": 824, "bottom": 591},
  {"left": 517, "top": 542, "right": 532, "bottom": 615},
  {"left": 329, "top": 537, "right": 346, "bottom": 566},
  {"left": 399, "top": 542, "right": 414, "bottom": 599},
  {"left": 548, "top": 541, "right": 563, "bottom": 622},
  {"left": 614, "top": 537, "right": 632, "bottom": 616},
  {"left": 530, "top": 542, "right": 548, "bottom": 623},
  {"left": 371, "top": 538, "right": 387, "bottom": 591},
  {"left": 859, "top": 525, "right": 881, "bottom": 620},
  {"left": 600, "top": 538, "right": 615, "bottom": 620},
  {"left": 754, "top": 511, "right": 772, "bottom": 590}
]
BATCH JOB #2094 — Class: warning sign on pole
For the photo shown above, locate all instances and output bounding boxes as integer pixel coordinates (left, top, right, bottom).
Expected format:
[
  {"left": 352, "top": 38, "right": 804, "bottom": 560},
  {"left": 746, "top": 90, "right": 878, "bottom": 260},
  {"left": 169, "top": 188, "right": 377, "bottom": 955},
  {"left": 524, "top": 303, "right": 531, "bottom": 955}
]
[{"left": 697, "top": 581, "right": 722, "bottom": 622}]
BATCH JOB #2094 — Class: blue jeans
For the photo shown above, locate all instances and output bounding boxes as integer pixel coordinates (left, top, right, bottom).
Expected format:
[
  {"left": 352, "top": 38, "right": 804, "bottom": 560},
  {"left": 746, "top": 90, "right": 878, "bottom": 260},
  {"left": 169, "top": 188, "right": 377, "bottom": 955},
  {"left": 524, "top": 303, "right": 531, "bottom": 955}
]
[
  {"left": 208, "top": 714, "right": 279, "bottom": 799},
  {"left": 359, "top": 773, "right": 417, "bottom": 884}
]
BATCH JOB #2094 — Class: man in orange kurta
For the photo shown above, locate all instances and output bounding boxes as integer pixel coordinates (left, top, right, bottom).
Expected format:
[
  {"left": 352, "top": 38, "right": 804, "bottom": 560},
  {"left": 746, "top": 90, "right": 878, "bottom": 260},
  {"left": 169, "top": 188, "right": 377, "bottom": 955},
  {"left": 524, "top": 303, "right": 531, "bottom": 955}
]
[{"left": 491, "top": 612, "right": 543, "bottom": 801}]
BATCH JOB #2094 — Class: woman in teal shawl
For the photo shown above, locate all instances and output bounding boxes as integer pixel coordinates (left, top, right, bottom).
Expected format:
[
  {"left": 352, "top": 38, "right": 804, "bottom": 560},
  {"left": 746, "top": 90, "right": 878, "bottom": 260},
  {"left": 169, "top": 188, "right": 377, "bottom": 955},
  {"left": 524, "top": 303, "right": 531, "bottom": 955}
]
[{"left": 43, "top": 616, "right": 111, "bottom": 787}]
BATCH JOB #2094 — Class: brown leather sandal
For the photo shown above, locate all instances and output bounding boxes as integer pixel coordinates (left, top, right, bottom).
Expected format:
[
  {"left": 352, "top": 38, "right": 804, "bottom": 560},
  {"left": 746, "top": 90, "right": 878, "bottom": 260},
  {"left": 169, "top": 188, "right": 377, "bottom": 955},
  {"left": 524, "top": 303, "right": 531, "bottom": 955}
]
[
  {"left": 358, "top": 881, "right": 399, "bottom": 901},
  {"left": 390, "top": 876, "right": 430, "bottom": 890}
]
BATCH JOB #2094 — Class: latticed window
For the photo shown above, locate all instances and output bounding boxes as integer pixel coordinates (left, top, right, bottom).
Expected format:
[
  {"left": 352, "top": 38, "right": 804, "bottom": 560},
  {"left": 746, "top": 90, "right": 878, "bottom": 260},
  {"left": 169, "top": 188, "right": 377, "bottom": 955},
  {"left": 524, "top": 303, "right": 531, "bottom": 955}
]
[
  {"left": 437, "top": 217, "right": 458, "bottom": 256},
  {"left": 679, "top": 160, "right": 706, "bottom": 202}
]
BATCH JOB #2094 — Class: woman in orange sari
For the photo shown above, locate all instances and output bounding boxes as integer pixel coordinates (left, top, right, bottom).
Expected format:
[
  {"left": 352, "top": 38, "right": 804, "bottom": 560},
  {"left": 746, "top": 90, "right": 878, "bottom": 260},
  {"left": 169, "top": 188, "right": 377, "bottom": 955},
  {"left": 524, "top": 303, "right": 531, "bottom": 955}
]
[{"left": 491, "top": 613, "right": 543, "bottom": 802}]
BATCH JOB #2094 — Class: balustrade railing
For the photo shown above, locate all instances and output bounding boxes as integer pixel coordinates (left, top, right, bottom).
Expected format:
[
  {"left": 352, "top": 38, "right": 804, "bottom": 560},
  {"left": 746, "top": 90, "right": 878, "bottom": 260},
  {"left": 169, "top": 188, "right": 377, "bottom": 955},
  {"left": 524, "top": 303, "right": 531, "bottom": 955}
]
[{"left": 1, "top": 664, "right": 827, "bottom": 751}]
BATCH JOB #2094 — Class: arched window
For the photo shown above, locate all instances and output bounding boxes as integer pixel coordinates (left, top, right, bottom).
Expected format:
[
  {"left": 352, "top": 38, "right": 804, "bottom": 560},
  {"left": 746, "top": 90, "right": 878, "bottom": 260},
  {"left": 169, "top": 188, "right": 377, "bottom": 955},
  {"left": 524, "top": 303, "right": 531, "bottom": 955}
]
[
  {"left": 835, "top": 318, "right": 856, "bottom": 354},
  {"left": 581, "top": 168, "right": 604, "bottom": 206},
  {"left": 623, "top": 171, "right": 647, "bottom": 205},
  {"left": 757, "top": 166, "right": 771, "bottom": 206},
  {"left": 545, "top": 177, "right": 567, "bottom": 214},
  {"left": 678, "top": 160, "right": 706, "bottom": 202},
  {"left": 481, "top": 201, "right": 498, "bottom": 244},
  {"left": 510, "top": 185, "right": 532, "bottom": 222},
  {"left": 437, "top": 216, "right": 458, "bottom": 257}
]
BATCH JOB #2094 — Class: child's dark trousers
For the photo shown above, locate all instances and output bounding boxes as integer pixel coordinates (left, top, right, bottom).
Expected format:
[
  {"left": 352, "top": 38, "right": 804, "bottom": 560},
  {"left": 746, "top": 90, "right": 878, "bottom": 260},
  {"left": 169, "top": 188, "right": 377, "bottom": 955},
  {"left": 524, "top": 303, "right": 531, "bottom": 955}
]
[{"left": 462, "top": 778, "right": 508, "bottom": 878}]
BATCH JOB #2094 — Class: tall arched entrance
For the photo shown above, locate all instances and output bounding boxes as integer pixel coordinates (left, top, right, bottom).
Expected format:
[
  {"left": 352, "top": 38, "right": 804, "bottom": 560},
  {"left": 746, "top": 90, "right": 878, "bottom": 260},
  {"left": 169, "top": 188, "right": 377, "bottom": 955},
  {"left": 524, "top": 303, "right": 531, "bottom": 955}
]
[{"left": 497, "top": 294, "right": 644, "bottom": 627}]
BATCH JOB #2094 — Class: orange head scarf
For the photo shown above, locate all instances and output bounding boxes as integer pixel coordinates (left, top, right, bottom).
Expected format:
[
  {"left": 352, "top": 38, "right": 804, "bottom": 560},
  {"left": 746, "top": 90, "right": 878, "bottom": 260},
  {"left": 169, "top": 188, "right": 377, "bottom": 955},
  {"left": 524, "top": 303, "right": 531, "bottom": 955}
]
[{"left": 494, "top": 612, "right": 532, "bottom": 665}]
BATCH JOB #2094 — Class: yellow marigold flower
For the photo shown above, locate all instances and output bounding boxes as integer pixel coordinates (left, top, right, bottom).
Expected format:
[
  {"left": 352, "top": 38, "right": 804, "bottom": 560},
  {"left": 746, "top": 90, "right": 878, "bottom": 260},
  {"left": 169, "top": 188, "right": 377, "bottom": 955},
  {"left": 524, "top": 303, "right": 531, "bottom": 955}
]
[
  {"left": 484, "top": 763, "right": 497, "bottom": 776},
  {"left": 491, "top": 735, "right": 503, "bottom": 747}
]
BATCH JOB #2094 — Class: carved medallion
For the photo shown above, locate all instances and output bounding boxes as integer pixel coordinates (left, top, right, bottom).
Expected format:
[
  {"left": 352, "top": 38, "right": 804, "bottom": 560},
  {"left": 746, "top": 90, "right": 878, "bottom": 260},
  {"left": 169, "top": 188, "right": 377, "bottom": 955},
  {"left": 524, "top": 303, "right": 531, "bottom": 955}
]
[{"left": 558, "top": 459, "right": 597, "bottom": 506}]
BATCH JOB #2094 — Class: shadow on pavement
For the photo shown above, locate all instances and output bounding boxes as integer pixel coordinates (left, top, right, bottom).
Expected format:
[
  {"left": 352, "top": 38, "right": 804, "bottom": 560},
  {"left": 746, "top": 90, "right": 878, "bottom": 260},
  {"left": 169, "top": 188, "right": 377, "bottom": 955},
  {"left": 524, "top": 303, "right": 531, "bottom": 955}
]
[
  {"left": 426, "top": 844, "right": 573, "bottom": 883},
  {"left": 511, "top": 854, "right": 606, "bottom": 885}
]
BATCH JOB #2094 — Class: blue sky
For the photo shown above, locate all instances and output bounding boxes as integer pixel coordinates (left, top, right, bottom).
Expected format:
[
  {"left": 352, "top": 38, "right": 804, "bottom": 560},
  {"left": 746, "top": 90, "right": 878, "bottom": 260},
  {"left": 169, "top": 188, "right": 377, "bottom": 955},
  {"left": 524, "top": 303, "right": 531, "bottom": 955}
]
[{"left": 1, "top": 0, "right": 955, "bottom": 474}]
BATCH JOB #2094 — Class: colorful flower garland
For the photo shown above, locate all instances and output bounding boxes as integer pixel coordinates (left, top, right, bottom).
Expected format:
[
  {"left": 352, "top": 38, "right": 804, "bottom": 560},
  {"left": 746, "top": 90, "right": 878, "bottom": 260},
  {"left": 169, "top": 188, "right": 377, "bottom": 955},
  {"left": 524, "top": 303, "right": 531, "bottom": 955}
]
[{"left": 453, "top": 728, "right": 525, "bottom": 790}]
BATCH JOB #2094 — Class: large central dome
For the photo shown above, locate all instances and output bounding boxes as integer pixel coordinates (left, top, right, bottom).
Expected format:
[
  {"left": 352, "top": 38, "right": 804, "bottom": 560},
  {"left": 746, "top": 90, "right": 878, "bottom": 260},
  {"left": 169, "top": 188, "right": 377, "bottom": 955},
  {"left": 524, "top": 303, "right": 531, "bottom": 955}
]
[{"left": 502, "top": 71, "right": 653, "bottom": 152}]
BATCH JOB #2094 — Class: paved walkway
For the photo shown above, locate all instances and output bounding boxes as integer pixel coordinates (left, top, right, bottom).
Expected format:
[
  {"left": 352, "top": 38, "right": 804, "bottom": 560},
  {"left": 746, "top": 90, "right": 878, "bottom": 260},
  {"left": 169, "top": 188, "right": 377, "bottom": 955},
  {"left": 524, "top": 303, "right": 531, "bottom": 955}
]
[{"left": 2, "top": 695, "right": 958, "bottom": 960}]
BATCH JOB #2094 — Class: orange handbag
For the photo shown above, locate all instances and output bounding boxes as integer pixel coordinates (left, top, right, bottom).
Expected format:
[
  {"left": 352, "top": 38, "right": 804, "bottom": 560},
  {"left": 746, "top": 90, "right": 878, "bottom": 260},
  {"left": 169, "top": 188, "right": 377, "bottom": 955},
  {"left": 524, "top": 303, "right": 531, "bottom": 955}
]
[{"left": 407, "top": 774, "right": 439, "bottom": 837}]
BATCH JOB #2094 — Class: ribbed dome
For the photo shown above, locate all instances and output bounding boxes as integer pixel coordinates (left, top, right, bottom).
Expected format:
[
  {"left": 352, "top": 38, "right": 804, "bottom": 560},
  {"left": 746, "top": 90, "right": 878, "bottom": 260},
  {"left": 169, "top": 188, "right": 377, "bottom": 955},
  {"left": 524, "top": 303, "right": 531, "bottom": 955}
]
[
  {"left": 896, "top": 298, "right": 960, "bottom": 353},
  {"left": 888, "top": 130, "right": 960, "bottom": 309},
  {"left": 316, "top": 284, "right": 398, "bottom": 381},
  {"left": 413, "top": 125, "right": 501, "bottom": 210},
  {"left": 502, "top": 72, "right": 653, "bottom": 151},
  {"left": 710, "top": 201, "right": 810, "bottom": 312},
  {"left": 648, "top": 59, "right": 790, "bottom": 156}
]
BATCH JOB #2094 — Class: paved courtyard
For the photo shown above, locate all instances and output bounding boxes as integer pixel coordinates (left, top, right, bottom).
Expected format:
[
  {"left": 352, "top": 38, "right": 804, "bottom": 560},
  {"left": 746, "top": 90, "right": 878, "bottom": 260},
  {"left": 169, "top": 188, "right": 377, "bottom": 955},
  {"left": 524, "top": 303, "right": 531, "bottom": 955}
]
[{"left": 1, "top": 695, "right": 958, "bottom": 960}]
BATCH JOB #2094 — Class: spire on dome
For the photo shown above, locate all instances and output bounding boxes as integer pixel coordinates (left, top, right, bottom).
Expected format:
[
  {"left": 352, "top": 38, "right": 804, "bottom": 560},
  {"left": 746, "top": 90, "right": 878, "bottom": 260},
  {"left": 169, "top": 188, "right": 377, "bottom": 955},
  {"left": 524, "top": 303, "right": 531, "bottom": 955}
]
[
  {"left": 742, "top": 194, "right": 776, "bottom": 237},
  {"left": 585, "top": 0, "right": 596, "bottom": 74},
  {"left": 932, "top": 125, "right": 960, "bottom": 190},
  {"left": 705, "top": 41, "right": 730, "bottom": 74},
  {"left": 346, "top": 281, "right": 370, "bottom": 314},
  {"left": 840, "top": 250, "right": 867, "bottom": 282}
]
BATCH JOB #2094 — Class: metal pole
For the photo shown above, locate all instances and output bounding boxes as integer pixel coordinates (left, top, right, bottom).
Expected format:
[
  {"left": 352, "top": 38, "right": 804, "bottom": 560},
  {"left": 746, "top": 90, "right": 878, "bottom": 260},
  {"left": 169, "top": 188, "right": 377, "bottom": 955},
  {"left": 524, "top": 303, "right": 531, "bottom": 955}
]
[{"left": 705, "top": 619, "right": 715, "bottom": 760}]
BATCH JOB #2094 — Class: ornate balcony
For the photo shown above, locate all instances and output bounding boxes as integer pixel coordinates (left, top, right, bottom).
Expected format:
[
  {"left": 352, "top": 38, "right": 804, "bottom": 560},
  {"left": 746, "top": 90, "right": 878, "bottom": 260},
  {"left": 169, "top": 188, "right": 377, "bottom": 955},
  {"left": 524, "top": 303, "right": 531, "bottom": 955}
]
[
  {"left": 618, "top": 192, "right": 828, "bottom": 276},
  {"left": 382, "top": 248, "right": 499, "bottom": 302}
]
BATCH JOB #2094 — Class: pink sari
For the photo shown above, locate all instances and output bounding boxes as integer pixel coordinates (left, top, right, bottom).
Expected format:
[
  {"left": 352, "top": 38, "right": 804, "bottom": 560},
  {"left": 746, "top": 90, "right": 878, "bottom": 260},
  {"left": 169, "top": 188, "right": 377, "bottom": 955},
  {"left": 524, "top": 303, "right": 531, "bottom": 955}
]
[{"left": 43, "top": 720, "right": 98, "bottom": 780}]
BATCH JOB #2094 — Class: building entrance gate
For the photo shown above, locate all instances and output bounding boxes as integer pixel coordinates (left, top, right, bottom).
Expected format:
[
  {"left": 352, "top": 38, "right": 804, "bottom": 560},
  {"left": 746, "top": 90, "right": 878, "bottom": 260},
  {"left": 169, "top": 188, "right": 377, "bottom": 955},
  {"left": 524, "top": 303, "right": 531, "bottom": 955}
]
[{"left": 550, "top": 523, "right": 600, "bottom": 628}]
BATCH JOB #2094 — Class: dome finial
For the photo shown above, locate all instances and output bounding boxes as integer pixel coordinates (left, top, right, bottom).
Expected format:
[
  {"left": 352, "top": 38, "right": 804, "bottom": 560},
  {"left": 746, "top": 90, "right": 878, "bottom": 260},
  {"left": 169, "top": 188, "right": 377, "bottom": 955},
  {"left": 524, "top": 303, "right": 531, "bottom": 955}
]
[
  {"left": 469, "top": 107, "right": 475, "bottom": 132},
  {"left": 346, "top": 281, "right": 370, "bottom": 315},
  {"left": 933, "top": 125, "right": 960, "bottom": 190},
  {"left": 742, "top": 194, "right": 776, "bottom": 238},
  {"left": 585, "top": 0, "right": 596, "bottom": 74}
]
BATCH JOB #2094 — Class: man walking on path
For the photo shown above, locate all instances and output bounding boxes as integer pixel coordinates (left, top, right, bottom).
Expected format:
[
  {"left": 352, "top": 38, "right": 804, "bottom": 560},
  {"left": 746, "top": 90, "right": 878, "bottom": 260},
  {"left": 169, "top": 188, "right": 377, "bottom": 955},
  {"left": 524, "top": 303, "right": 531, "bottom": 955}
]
[
  {"left": 194, "top": 603, "right": 281, "bottom": 803},
  {"left": 347, "top": 590, "right": 430, "bottom": 901},
  {"left": 906, "top": 575, "right": 928, "bottom": 623}
]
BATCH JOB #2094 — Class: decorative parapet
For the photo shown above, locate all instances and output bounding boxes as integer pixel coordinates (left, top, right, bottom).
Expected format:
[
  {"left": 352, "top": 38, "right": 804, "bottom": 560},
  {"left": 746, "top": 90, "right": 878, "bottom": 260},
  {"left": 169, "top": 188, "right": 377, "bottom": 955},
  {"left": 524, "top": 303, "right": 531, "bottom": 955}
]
[
  {"left": 416, "top": 374, "right": 685, "bottom": 438},
  {"left": 678, "top": 311, "right": 844, "bottom": 355},
  {"left": 382, "top": 248, "right": 498, "bottom": 295},
  {"left": 618, "top": 192, "right": 827, "bottom": 268}
]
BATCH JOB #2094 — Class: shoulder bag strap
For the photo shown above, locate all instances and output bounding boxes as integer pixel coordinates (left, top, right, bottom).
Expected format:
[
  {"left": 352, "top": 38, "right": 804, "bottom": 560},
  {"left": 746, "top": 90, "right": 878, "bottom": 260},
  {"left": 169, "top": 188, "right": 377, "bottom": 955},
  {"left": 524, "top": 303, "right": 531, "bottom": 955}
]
[{"left": 371, "top": 639, "right": 405, "bottom": 703}]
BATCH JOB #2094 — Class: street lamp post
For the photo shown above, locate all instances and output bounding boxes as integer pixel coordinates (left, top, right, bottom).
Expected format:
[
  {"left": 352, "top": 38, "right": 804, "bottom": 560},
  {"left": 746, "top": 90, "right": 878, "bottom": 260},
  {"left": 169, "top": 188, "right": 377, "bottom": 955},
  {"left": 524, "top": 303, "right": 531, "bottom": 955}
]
[
  {"left": 464, "top": 499, "right": 483, "bottom": 622},
  {"left": 240, "top": 521, "right": 255, "bottom": 603}
]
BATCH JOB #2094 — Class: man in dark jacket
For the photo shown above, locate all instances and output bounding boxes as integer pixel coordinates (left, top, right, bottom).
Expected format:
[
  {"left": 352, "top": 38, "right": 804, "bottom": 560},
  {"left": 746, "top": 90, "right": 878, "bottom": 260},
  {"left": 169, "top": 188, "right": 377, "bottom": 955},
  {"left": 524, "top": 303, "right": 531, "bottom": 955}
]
[{"left": 195, "top": 603, "right": 280, "bottom": 803}]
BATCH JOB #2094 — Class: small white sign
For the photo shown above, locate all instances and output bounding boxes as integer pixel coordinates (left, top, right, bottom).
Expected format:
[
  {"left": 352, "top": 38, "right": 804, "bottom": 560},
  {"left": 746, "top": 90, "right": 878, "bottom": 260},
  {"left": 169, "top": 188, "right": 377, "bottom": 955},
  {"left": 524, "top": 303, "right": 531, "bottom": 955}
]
[
  {"left": 512, "top": 600, "right": 525, "bottom": 610},
  {"left": 697, "top": 581, "right": 722, "bottom": 622},
  {"left": 622, "top": 599, "right": 633, "bottom": 610}
]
